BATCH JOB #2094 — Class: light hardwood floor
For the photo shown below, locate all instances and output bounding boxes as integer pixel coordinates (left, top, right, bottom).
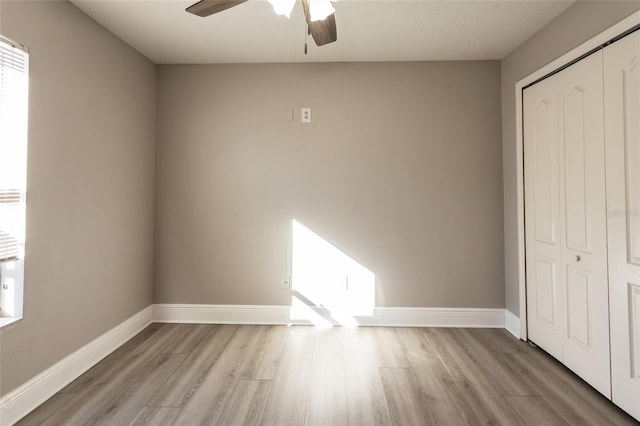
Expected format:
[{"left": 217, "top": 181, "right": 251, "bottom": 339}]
[{"left": 16, "top": 324, "right": 638, "bottom": 425}]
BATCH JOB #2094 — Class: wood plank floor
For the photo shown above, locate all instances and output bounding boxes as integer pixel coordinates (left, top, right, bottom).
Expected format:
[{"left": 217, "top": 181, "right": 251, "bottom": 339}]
[{"left": 16, "top": 324, "right": 638, "bottom": 426}]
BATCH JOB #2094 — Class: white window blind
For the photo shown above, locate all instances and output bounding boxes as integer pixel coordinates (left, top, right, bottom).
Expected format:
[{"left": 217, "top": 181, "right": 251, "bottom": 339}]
[{"left": 0, "top": 37, "right": 29, "bottom": 263}]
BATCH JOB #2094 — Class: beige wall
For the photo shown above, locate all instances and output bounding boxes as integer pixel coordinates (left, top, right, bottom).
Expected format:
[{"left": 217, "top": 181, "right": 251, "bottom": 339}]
[
  {"left": 501, "top": 1, "right": 640, "bottom": 316},
  {"left": 0, "top": 1, "right": 156, "bottom": 395},
  {"left": 155, "top": 62, "right": 504, "bottom": 309}
]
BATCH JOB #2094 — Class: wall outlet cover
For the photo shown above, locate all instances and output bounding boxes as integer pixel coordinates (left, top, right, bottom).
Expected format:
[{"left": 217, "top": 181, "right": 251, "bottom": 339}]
[{"left": 301, "top": 107, "right": 312, "bottom": 123}]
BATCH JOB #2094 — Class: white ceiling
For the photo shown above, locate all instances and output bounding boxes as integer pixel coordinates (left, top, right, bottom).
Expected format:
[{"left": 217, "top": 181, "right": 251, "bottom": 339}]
[{"left": 70, "top": 0, "right": 574, "bottom": 64}]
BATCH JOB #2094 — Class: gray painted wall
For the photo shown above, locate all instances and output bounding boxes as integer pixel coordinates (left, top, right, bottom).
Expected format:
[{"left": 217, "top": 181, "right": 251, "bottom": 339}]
[
  {"left": 0, "top": 1, "right": 156, "bottom": 395},
  {"left": 154, "top": 62, "right": 504, "bottom": 309},
  {"left": 501, "top": 1, "right": 640, "bottom": 316}
]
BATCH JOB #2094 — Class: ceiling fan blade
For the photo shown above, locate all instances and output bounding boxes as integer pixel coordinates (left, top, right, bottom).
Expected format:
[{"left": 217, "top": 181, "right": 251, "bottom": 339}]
[
  {"left": 301, "top": 0, "right": 338, "bottom": 46},
  {"left": 309, "top": 14, "right": 337, "bottom": 46},
  {"left": 186, "top": 0, "right": 248, "bottom": 17}
]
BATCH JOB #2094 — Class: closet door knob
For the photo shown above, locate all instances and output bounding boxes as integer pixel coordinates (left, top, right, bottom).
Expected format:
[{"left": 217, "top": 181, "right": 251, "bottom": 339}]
[{"left": 576, "top": 255, "right": 582, "bottom": 262}]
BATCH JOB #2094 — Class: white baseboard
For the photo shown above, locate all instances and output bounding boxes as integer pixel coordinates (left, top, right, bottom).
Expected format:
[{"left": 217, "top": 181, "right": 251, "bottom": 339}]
[
  {"left": 0, "top": 306, "right": 152, "bottom": 426},
  {"left": 358, "top": 307, "right": 505, "bottom": 327},
  {"left": 153, "top": 304, "right": 294, "bottom": 325},
  {"left": 504, "top": 310, "right": 522, "bottom": 339},
  {"left": 153, "top": 304, "right": 506, "bottom": 328}
]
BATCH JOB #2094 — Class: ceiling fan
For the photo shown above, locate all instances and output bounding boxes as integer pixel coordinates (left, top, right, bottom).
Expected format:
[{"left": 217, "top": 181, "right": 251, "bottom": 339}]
[{"left": 185, "top": 0, "right": 338, "bottom": 49}]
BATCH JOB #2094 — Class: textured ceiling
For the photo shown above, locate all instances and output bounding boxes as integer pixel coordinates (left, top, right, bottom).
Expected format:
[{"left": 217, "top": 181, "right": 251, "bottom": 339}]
[{"left": 70, "top": 0, "right": 575, "bottom": 64}]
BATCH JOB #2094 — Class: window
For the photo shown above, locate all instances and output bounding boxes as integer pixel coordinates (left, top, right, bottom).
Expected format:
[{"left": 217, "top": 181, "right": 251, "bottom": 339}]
[{"left": 0, "top": 36, "right": 29, "bottom": 327}]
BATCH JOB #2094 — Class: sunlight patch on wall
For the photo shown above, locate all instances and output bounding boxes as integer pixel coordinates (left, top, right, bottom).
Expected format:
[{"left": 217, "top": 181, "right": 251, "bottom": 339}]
[{"left": 290, "top": 220, "right": 374, "bottom": 326}]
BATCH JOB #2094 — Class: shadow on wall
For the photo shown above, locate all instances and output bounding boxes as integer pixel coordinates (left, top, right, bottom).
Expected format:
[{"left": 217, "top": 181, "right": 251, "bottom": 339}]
[{"left": 290, "top": 220, "right": 375, "bottom": 326}]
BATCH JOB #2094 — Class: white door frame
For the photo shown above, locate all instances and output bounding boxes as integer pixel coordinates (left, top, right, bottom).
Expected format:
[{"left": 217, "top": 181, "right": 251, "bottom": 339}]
[{"left": 515, "top": 10, "right": 640, "bottom": 340}]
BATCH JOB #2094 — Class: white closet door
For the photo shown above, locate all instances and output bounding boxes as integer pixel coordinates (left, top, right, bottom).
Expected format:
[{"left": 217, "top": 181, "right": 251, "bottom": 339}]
[
  {"left": 524, "top": 76, "right": 563, "bottom": 361},
  {"left": 557, "top": 51, "right": 610, "bottom": 398},
  {"left": 525, "top": 51, "right": 611, "bottom": 397},
  {"left": 604, "top": 30, "right": 640, "bottom": 419}
]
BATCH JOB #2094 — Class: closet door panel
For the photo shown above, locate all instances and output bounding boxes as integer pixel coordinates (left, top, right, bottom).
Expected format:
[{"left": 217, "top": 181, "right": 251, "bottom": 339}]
[
  {"left": 557, "top": 51, "right": 610, "bottom": 398},
  {"left": 534, "top": 255, "right": 558, "bottom": 326},
  {"left": 524, "top": 76, "right": 564, "bottom": 361},
  {"left": 625, "top": 57, "right": 640, "bottom": 266},
  {"left": 604, "top": 30, "right": 640, "bottom": 421},
  {"left": 564, "top": 87, "right": 590, "bottom": 252},
  {"left": 566, "top": 265, "right": 592, "bottom": 347},
  {"left": 533, "top": 99, "right": 559, "bottom": 245}
]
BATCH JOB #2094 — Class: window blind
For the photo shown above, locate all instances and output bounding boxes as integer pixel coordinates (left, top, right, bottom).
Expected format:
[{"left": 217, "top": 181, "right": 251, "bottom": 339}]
[
  {"left": 0, "top": 41, "right": 27, "bottom": 74},
  {"left": 0, "top": 189, "right": 22, "bottom": 261},
  {"left": 0, "top": 37, "right": 29, "bottom": 263},
  {"left": 0, "top": 231, "right": 20, "bottom": 262}
]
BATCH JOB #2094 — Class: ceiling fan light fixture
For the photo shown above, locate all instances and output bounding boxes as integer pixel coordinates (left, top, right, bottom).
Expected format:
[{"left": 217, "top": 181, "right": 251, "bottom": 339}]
[
  {"left": 267, "top": 0, "right": 296, "bottom": 18},
  {"left": 309, "top": 0, "right": 335, "bottom": 22}
]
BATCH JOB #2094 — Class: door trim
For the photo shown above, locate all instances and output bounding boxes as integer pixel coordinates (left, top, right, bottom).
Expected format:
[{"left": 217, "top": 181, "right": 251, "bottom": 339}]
[{"left": 515, "top": 10, "right": 640, "bottom": 340}]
